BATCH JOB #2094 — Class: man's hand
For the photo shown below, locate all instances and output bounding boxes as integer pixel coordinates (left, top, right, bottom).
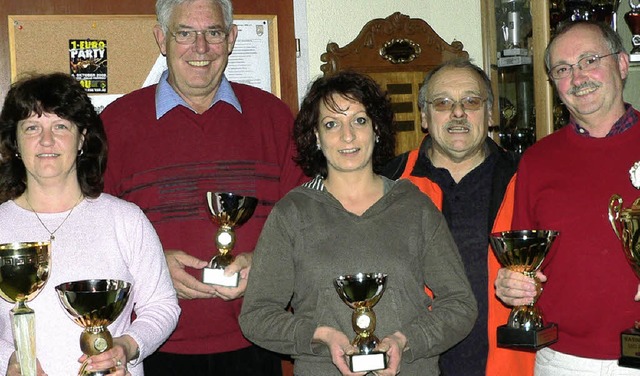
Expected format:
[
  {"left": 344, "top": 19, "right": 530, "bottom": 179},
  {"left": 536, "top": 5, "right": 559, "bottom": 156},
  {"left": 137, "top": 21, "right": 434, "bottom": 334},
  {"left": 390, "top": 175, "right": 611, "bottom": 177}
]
[
  {"left": 165, "top": 249, "right": 217, "bottom": 299},
  {"left": 495, "top": 268, "right": 547, "bottom": 306},
  {"left": 211, "top": 252, "right": 252, "bottom": 301}
]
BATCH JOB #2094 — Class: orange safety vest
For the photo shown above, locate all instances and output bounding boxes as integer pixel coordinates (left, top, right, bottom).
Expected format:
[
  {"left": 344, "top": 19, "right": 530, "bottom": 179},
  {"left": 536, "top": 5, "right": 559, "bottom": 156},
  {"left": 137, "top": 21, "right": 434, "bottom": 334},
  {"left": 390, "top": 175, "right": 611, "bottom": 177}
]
[{"left": 400, "top": 149, "right": 534, "bottom": 376}]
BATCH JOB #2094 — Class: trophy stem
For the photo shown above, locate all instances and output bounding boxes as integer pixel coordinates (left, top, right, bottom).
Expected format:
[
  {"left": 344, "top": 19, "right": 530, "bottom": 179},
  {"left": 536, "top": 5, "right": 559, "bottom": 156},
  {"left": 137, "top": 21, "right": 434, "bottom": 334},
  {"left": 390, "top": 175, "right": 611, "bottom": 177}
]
[
  {"left": 351, "top": 307, "right": 378, "bottom": 352},
  {"left": 208, "top": 253, "right": 234, "bottom": 269},
  {"left": 11, "top": 302, "right": 36, "bottom": 376},
  {"left": 215, "top": 226, "right": 235, "bottom": 253},
  {"left": 78, "top": 359, "right": 116, "bottom": 376},
  {"left": 80, "top": 327, "right": 113, "bottom": 356}
]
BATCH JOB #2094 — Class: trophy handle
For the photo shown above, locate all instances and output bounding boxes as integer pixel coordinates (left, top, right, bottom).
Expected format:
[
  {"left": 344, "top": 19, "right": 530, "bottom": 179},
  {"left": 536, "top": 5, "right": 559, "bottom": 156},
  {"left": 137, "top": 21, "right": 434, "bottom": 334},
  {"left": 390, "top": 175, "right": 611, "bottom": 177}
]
[
  {"left": 11, "top": 304, "right": 36, "bottom": 376},
  {"left": 609, "top": 194, "right": 624, "bottom": 240}
]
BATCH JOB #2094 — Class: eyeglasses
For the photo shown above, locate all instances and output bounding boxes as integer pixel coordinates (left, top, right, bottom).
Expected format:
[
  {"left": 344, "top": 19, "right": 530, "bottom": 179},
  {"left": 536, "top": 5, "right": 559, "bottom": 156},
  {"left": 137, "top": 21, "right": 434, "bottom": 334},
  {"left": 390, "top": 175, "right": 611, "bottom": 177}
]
[
  {"left": 425, "top": 96, "right": 487, "bottom": 112},
  {"left": 548, "top": 52, "right": 620, "bottom": 80},
  {"left": 170, "top": 29, "right": 228, "bottom": 45}
]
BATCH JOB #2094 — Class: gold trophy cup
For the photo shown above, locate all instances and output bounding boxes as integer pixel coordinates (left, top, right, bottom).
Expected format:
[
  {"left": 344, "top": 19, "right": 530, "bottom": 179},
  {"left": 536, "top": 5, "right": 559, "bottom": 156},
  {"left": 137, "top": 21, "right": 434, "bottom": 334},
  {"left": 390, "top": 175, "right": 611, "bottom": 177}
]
[
  {"left": 609, "top": 194, "right": 640, "bottom": 368},
  {"left": 55, "top": 279, "right": 132, "bottom": 376},
  {"left": 0, "top": 242, "right": 50, "bottom": 376},
  {"left": 203, "top": 192, "right": 258, "bottom": 287},
  {"left": 489, "top": 230, "right": 559, "bottom": 349},
  {"left": 334, "top": 272, "right": 388, "bottom": 373}
]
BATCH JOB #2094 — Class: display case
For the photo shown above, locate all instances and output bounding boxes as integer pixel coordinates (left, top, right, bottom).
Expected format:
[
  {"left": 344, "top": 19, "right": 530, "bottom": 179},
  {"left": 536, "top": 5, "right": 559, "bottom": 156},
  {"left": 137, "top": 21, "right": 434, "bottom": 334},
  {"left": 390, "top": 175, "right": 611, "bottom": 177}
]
[
  {"left": 482, "top": 1, "right": 552, "bottom": 153},
  {"left": 482, "top": 0, "right": 640, "bottom": 153}
]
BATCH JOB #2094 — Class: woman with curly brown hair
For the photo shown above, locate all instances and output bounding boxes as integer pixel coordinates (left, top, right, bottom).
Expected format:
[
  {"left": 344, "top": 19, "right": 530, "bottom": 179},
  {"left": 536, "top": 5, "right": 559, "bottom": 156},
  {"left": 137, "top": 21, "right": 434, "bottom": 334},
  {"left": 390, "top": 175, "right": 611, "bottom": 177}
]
[{"left": 240, "top": 71, "right": 477, "bottom": 376}]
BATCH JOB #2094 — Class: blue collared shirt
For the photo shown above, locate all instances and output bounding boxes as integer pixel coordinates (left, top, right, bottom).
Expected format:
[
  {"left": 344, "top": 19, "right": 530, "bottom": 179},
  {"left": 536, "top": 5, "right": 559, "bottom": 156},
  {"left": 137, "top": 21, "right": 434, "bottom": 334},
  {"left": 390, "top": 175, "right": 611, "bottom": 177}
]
[{"left": 154, "top": 70, "right": 242, "bottom": 119}]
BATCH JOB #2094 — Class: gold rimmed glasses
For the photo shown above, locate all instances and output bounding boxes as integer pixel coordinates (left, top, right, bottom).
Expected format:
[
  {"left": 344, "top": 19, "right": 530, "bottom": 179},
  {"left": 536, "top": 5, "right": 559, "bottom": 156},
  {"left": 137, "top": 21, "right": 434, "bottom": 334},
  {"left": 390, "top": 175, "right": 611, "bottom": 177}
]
[{"left": 426, "top": 96, "right": 487, "bottom": 112}]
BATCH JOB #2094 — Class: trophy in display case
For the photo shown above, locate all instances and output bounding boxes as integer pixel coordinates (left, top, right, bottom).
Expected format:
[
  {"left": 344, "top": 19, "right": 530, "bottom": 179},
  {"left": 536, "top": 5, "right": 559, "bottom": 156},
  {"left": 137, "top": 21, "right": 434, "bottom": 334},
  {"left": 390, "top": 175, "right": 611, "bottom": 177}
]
[
  {"left": 626, "top": 0, "right": 640, "bottom": 62},
  {"left": 489, "top": 230, "right": 559, "bottom": 349},
  {"left": 591, "top": 0, "right": 621, "bottom": 29},
  {"left": 55, "top": 279, "right": 131, "bottom": 376},
  {"left": 203, "top": 192, "right": 258, "bottom": 287},
  {"left": 608, "top": 161, "right": 640, "bottom": 368},
  {"left": 334, "top": 273, "right": 387, "bottom": 373},
  {"left": 558, "top": 1, "right": 621, "bottom": 29},
  {"left": 496, "top": 0, "right": 536, "bottom": 154},
  {"left": 0, "top": 242, "right": 50, "bottom": 376},
  {"left": 565, "top": 0, "right": 595, "bottom": 21}
]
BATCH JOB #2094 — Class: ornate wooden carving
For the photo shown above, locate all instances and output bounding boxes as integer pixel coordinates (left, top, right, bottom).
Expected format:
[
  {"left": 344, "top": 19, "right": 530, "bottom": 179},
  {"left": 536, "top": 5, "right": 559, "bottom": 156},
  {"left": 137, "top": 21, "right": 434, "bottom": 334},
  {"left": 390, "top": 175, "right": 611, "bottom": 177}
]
[
  {"left": 319, "top": 13, "right": 469, "bottom": 154},
  {"left": 320, "top": 12, "right": 468, "bottom": 75}
]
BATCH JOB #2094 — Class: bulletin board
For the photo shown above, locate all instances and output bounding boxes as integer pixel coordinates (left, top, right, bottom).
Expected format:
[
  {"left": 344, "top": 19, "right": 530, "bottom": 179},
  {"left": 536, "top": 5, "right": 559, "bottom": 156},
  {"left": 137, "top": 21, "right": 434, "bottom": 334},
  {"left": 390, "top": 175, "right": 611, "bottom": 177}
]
[{"left": 8, "top": 14, "right": 280, "bottom": 97}]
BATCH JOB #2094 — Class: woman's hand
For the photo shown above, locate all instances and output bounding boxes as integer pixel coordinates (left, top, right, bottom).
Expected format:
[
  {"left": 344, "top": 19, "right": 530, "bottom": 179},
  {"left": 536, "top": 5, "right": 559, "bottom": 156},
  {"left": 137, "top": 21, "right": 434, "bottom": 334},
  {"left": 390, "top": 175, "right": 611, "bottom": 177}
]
[
  {"left": 6, "top": 352, "right": 46, "bottom": 376},
  {"left": 78, "top": 335, "right": 137, "bottom": 376},
  {"left": 313, "top": 326, "right": 366, "bottom": 376},
  {"left": 372, "top": 331, "right": 407, "bottom": 376}
]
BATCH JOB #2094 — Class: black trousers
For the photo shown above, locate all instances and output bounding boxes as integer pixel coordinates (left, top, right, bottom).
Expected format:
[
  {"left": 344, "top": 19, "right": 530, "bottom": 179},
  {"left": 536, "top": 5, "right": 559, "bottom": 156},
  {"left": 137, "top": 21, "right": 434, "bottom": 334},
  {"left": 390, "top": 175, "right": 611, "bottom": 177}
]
[{"left": 143, "top": 345, "right": 283, "bottom": 376}]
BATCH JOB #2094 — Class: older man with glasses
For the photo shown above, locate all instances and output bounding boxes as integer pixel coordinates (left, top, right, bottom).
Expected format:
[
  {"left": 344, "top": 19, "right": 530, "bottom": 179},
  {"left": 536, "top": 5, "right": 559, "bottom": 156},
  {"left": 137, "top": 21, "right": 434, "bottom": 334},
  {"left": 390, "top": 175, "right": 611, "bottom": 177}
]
[
  {"left": 99, "top": 0, "right": 306, "bottom": 375},
  {"left": 383, "top": 58, "right": 529, "bottom": 376},
  {"left": 495, "top": 20, "right": 640, "bottom": 375}
]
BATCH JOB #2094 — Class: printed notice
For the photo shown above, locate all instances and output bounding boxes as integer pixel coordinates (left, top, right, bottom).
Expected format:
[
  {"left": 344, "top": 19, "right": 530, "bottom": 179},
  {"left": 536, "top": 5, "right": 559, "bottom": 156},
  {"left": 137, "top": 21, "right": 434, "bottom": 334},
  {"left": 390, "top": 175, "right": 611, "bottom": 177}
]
[
  {"left": 225, "top": 20, "right": 272, "bottom": 93},
  {"left": 69, "top": 39, "right": 108, "bottom": 93}
]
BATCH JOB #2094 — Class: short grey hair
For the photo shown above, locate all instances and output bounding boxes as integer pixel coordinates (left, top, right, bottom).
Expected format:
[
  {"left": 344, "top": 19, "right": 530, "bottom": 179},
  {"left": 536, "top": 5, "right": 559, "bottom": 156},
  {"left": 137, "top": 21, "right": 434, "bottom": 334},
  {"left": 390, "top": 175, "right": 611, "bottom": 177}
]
[
  {"left": 544, "top": 20, "right": 626, "bottom": 72},
  {"left": 417, "top": 58, "right": 494, "bottom": 112},
  {"left": 156, "top": 0, "right": 234, "bottom": 33}
]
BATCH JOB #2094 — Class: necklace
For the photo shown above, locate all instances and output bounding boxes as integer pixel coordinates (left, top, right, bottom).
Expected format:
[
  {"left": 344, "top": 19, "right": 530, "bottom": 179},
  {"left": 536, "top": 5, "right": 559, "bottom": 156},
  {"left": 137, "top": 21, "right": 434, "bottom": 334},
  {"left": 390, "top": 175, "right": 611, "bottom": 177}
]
[{"left": 25, "top": 195, "right": 84, "bottom": 241}]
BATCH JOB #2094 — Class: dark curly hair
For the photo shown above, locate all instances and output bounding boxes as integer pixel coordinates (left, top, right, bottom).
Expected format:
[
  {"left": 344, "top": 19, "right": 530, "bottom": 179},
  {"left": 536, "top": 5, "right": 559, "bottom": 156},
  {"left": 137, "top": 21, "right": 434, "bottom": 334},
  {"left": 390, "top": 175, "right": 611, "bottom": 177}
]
[
  {"left": 0, "top": 72, "right": 107, "bottom": 202},
  {"left": 293, "top": 71, "right": 396, "bottom": 178}
]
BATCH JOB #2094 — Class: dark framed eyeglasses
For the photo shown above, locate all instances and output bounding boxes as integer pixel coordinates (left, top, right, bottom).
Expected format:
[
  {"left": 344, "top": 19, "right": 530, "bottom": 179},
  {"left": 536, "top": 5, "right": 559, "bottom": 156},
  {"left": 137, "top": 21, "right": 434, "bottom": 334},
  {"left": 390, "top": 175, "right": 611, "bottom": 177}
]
[{"left": 170, "top": 29, "right": 228, "bottom": 45}]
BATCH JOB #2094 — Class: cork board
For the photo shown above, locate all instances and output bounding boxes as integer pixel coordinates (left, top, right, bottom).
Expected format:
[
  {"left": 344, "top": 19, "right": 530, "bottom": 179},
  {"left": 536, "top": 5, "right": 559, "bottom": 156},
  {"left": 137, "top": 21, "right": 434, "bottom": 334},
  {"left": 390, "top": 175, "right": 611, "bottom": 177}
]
[{"left": 8, "top": 14, "right": 279, "bottom": 97}]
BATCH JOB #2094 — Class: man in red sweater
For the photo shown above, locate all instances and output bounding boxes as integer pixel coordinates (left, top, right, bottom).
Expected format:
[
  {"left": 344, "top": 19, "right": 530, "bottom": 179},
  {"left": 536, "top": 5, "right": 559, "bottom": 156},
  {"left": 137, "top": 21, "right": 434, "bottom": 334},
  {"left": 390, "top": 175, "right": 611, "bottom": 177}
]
[
  {"left": 100, "top": 0, "right": 305, "bottom": 375},
  {"left": 495, "top": 21, "right": 640, "bottom": 375}
]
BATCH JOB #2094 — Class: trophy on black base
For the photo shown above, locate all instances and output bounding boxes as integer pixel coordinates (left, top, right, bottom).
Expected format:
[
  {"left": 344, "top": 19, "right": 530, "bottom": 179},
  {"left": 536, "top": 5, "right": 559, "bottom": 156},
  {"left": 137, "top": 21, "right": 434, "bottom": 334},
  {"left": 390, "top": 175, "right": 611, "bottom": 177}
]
[
  {"left": 0, "top": 242, "right": 50, "bottom": 376},
  {"left": 489, "top": 230, "right": 559, "bottom": 349},
  {"left": 55, "top": 279, "right": 131, "bottom": 376},
  {"left": 203, "top": 192, "right": 258, "bottom": 287},
  {"left": 626, "top": 0, "right": 640, "bottom": 62},
  {"left": 334, "top": 273, "right": 387, "bottom": 373},
  {"left": 609, "top": 161, "right": 640, "bottom": 368}
]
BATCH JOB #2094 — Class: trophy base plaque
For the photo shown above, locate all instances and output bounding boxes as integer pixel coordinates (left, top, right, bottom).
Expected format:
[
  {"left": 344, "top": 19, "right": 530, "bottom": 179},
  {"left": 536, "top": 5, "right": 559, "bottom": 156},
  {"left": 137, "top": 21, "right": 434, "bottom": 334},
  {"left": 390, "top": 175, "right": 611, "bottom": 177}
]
[
  {"left": 620, "top": 328, "right": 640, "bottom": 369},
  {"left": 202, "top": 267, "right": 239, "bottom": 287},
  {"left": 497, "top": 323, "right": 558, "bottom": 349},
  {"left": 349, "top": 352, "right": 387, "bottom": 373}
]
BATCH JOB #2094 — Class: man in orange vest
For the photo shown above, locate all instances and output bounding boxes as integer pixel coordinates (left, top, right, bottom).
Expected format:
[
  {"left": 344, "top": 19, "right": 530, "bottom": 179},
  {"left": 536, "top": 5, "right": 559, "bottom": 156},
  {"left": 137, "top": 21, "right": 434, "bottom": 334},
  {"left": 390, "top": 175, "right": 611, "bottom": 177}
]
[{"left": 383, "top": 59, "right": 533, "bottom": 376}]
